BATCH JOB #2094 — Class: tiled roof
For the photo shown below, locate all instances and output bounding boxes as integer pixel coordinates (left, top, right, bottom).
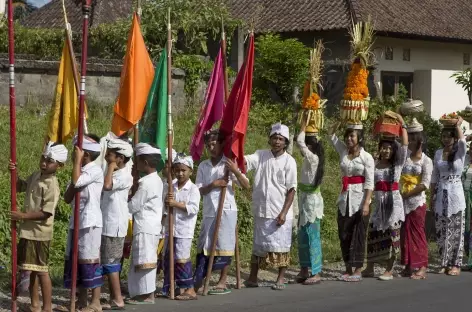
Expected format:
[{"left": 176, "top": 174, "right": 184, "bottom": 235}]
[
  {"left": 227, "top": 0, "right": 351, "bottom": 33},
  {"left": 228, "top": 0, "right": 472, "bottom": 42},
  {"left": 22, "top": 0, "right": 133, "bottom": 32},
  {"left": 353, "top": 0, "right": 472, "bottom": 42}
]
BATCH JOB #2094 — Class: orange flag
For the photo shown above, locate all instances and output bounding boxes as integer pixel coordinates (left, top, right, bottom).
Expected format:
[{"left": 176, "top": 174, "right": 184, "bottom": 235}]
[{"left": 111, "top": 13, "right": 155, "bottom": 136}]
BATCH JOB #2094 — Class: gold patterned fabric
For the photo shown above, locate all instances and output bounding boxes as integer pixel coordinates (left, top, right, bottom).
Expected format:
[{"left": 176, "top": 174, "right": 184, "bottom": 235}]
[
  {"left": 17, "top": 239, "right": 50, "bottom": 272},
  {"left": 251, "top": 252, "right": 290, "bottom": 269}
]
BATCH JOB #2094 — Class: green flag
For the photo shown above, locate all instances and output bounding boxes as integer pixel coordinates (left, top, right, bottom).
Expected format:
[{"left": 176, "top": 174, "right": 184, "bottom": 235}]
[{"left": 139, "top": 46, "right": 168, "bottom": 171}]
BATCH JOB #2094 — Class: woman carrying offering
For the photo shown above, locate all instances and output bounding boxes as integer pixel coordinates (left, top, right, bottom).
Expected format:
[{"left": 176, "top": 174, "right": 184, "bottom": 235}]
[
  {"left": 400, "top": 119, "right": 433, "bottom": 279},
  {"left": 431, "top": 116, "right": 467, "bottom": 276},
  {"left": 328, "top": 122, "right": 374, "bottom": 282},
  {"left": 295, "top": 120, "right": 325, "bottom": 285},
  {"left": 363, "top": 112, "right": 408, "bottom": 281}
]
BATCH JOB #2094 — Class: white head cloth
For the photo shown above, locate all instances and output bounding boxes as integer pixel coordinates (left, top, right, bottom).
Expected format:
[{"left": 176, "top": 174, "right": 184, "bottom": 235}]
[
  {"left": 43, "top": 142, "right": 68, "bottom": 163},
  {"left": 107, "top": 138, "right": 133, "bottom": 158},
  {"left": 174, "top": 153, "right": 193, "bottom": 169},
  {"left": 135, "top": 143, "right": 161, "bottom": 156},
  {"left": 270, "top": 122, "right": 290, "bottom": 140},
  {"left": 73, "top": 135, "right": 101, "bottom": 152},
  {"left": 346, "top": 123, "right": 363, "bottom": 130}
]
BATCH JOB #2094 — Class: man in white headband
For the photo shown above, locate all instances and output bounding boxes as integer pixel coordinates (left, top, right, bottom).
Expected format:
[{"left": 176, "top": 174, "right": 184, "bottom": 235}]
[
  {"left": 162, "top": 152, "right": 200, "bottom": 300},
  {"left": 9, "top": 141, "right": 67, "bottom": 312},
  {"left": 63, "top": 133, "right": 104, "bottom": 310},
  {"left": 127, "top": 142, "right": 163, "bottom": 303},
  {"left": 99, "top": 138, "right": 133, "bottom": 309},
  {"left": 244, "top": 122, "right": 297, "bottom": 290}
]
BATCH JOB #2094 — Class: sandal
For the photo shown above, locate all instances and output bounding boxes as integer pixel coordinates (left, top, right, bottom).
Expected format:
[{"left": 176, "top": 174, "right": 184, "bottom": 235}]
[
  {"left": 410, "top": 273, "right": 427, "bottom": 280},
  {"left": 124, "top": 298, "right": 154, "bottom": 305},
  {"left": 337, "top": 273, "right": 350, "bottom": 281},
  {"left": 208, "top": 288, "right": 231, "bottom": 295},
  {"left": 447, "top": 268, "right": 461, "bottom": 276},
  {"left": 302, "top": 276, "right": 321, "bottom": 285},
  {"left": 175, "top": 294, "right": 198, "bottom": 301},
  {"left": 271, "top": 283, "right": 286, "bottom": 291},
  {"left": 102, "top": 301, "right": 125, "bottom": 310},
  {"left": 344, "top": 275, "right": 362, "bottom": 282},
  {"left": 78, "top": 306, "right": 101, "bottom": 312}
]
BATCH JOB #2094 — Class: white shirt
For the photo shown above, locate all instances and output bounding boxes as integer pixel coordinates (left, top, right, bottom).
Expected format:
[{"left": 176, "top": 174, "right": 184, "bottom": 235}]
[
  {"left": 128, "top": 172, "right": 163, "bottom": 236},
  {"left": 330, "top": 134, "right": 375, "bottom": 217},
  {"left": 164, "top": 179, "right": 200, "bottom": 239},
  {"left": 69, "top": 162, "right": 104, "bottom": 229},
  {"left": 101, "top": 167, "right": 133, "bottom": 237},
  {"left": 297, "top": 132, "right": 320, "bottom": 185},
  {"left": 431, "top": 138, "right": 467, "bottom": 216},
  {"left": 401, "top": 152, "right": 433, "bottom": 214},
  {"left": 196, "top": 156, "right": 247, "bottom": 217},
  {"left": 245, "top": 150, "right": 298, "bottom": 219}
]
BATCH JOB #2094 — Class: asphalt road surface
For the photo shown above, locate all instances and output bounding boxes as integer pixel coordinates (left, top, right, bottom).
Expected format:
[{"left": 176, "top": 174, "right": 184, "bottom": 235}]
[{"left": 130, "top": 273, "right": 470, "bottom": 312}]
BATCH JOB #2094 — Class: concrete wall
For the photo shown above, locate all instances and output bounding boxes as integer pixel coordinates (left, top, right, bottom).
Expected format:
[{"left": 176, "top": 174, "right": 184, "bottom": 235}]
[
  {"left": 412, "top": 70, "right": 432, "bottom": 113},
  {"left": 430, "top": 69, "right": 470, "bottom": 119},
  {"left": 0, "top": 54, "right": 194, "bottom": 110}
]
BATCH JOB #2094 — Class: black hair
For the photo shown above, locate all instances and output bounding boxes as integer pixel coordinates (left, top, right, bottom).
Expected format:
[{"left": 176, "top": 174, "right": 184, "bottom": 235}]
[
  {"left": 269, "top": 134, "right": 290, "bottom": 150},
  {"left": 441, "top": 128, "right": 459, "bottom": 169},
  {"left": 82, "top": 133, "right": 101, "bottom": 161},
  {"left": 408, "top": 131, "right": 427, "bottom": 153},
  {"left": 204, "top": 130, "right": 226, "bottom": 143},
  {"left": 107, "top": 148, "right": 131, "bottom": 164},
  {"left": 305, "top": 135, "right": 325, "bottom": 189},
  {"left": 343, "top": 128, "right": 364, "bottom": 147},
  {"left": 138, "top": 153, "right": 161, "bottom": 169}
]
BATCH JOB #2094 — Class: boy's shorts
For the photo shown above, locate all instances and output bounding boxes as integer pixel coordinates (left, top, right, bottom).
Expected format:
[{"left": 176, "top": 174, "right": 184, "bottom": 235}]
[{"left": 17, "top": 238, "right": 50, "bottom": 272}]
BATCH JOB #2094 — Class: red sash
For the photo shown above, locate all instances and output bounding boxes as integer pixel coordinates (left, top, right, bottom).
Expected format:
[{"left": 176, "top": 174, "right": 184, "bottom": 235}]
[
  {"left": 375, "top": 181, "right": 399, "bottom": 191},
  {"left": 342, "top": 176, "right": 365, "bottom": 192}
]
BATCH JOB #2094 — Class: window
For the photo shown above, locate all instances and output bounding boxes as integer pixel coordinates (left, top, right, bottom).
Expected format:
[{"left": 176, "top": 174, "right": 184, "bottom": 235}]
[
  {"left": 381, "top": 71, "right": 413, "bottom": 98},
  {"left": 403, "top": 48, "right": 410, "bottom": 61},
  {"left": 464, "top": 53, "right": 470, "bottom": 65},
  {"left": 385, "top": 47, "right": 393, "bottom": 60}
]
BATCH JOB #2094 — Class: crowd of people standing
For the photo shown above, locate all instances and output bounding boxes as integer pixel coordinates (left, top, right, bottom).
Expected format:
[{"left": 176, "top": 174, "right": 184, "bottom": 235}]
[{"left": 9, "top": 110, "right": 472, "bottom": 311}]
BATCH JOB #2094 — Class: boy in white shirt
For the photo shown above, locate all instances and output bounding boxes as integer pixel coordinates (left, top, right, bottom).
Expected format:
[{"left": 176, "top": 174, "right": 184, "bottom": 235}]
[
  {"left": 244, "top": 123, "right": 297, "bottom": 291},
  {"left": 193, "top": 130, "right": 250, "bottom": 295},
  {"left": 163, "top": 153, "right": 200, "bottom": 300},
  {"left": 126, "top": 143, "right": 163, "bottom": 304},
  {"left": 63, "top": 134, "right": 104, "bottom": 311},
  {"left": 100, "top": 138, "right": 133, "bottom": 309}
]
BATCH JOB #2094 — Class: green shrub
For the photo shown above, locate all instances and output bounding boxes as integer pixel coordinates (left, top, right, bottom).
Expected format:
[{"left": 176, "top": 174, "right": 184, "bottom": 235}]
[{"left": 253, "top": 34, "right": 309, "bottom": 105}]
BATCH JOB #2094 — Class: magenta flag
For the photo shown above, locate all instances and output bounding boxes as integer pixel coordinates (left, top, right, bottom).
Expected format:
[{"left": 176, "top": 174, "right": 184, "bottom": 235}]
[{"left": 190, "top": 46, "right": 225, "bottom": 161}]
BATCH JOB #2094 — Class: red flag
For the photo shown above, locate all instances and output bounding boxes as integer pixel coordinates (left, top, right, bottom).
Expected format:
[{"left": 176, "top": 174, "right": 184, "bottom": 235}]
[
  {"left": 220, "top": 33, "right": 255, "bottom": 173},
  {"left": 190, "top": 45, "right": 225, "bottom": 161}
]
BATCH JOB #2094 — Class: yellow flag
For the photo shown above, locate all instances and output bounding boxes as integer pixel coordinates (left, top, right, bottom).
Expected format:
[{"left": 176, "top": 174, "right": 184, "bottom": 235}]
[{"left": 47, "top": 41, "right": 84, "bottom": 143}]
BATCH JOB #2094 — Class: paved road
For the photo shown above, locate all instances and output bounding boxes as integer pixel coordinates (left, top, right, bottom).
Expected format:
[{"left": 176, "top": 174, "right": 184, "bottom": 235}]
[{"left": 127, "top": 273, "right": 470, "bottom": 312}]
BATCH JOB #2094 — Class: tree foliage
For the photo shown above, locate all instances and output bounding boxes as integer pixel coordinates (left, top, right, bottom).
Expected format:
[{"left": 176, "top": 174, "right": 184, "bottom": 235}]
[
  {"left": 451, "top": 68, "right": 472, "bottom": 106},
  {"left": 0, "top": 0, "right": 239, "bottom": 60},
  {"left": 253, "top": 34, "right": 310, "bottom": 105}
]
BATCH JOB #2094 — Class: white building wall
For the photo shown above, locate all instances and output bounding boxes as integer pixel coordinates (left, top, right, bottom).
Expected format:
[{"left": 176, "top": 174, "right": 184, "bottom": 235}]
[{"left": 371, "top": 37, "right": 472, "bottom": 119}]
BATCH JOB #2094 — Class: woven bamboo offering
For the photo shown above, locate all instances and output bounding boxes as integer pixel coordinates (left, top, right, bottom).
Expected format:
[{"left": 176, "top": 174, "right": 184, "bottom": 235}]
[
  {"left": 298, "top": 40, "right": 325, "bottom": 134},
  {"left": 439, "top": 112, "right": 459, "bottom": 127},
  {"left": 458, "top": 106, "right": 472, "bottom": 123},
  {"left": 340, "top": 17, "right": 375, "bottom": 124}
]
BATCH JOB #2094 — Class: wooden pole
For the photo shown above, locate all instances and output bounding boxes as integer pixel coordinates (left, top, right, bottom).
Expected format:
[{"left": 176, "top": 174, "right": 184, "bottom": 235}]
[
  {"left": 166, "top": 8, "right": 175, "bottom": 300},
  {"left": 7, "top": 0, "right": 17, "bottom": 310},
  {"left": 70, "top": 1, "right": 91, "bottom": 311},
  {"left": 202, "top": 22, "right": 237, "bottom": 296}
]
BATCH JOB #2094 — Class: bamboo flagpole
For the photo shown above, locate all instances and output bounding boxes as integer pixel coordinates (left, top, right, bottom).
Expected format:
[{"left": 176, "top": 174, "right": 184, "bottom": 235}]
[
  {"left": 70, "top": 1, "right": 91, "bottom": 311},
  {"left": 166, "top": 8, "right": 176, "bottom": 300},
  {"left": 7, "top": 0, "right": 18, "bottom": 310}
]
